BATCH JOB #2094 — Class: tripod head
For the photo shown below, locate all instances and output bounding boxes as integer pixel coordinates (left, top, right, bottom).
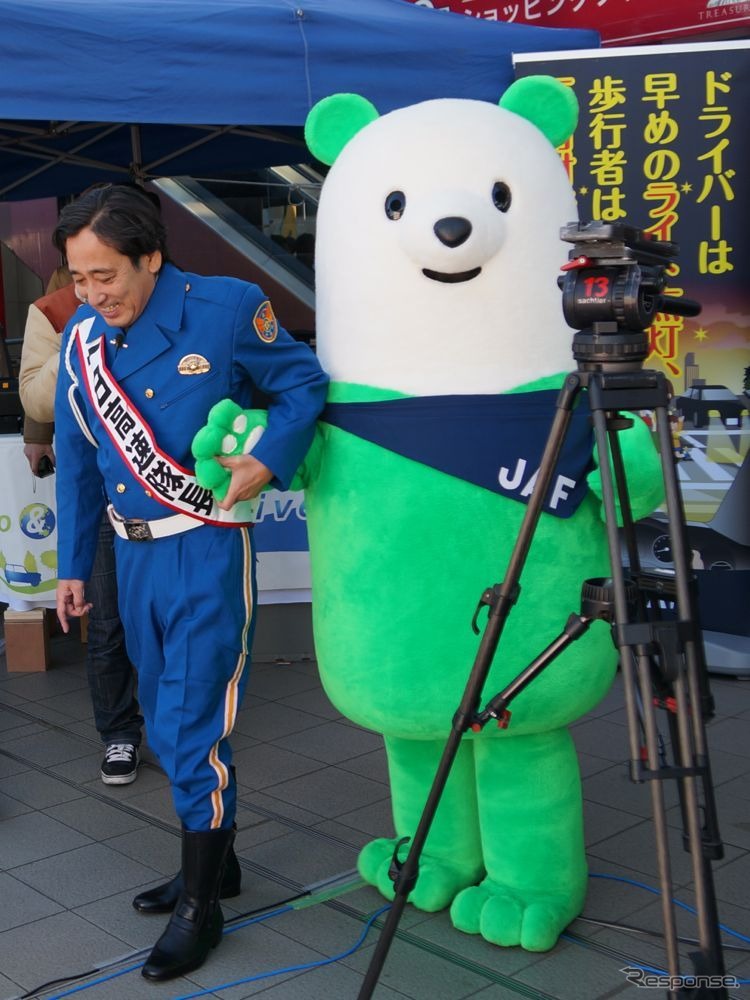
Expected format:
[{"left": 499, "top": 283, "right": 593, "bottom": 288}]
[{"left": 558, "top": 221, "right": 701, "bottom": 371}]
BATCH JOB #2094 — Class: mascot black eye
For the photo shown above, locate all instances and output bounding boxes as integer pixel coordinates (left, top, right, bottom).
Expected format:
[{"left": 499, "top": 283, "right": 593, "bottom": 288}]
[
  {"left": 492, "top": 181, "right": 511, "bottom": 213},
  {"left": 385, "top": 191, "right": 406, "bottom": 221}
]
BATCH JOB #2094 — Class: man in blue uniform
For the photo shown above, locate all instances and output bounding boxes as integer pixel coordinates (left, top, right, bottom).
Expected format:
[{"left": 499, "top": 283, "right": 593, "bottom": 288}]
[{"left": 53, "top": 185, "right": 328, "bottom": 981}]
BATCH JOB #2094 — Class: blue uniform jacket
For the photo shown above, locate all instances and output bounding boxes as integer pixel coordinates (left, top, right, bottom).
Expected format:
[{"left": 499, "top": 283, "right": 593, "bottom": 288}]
[{"left": 54, "top": 263, "right": 328, "bottom": 581}]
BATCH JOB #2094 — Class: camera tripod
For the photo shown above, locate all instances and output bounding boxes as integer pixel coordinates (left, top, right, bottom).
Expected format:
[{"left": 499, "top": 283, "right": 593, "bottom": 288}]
[{"left": 358, "top": 223, "right": 728, "bottom": 1000}]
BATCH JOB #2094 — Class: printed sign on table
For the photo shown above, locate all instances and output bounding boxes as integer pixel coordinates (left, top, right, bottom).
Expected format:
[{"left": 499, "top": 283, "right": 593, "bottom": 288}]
[
  {"left": 0, "top": 436, "right": 58, "bottom": 610},
  {"left": 0, "top": 437, "right": 313, "bottom": 609},
  {"left": 252, "top": 488, "right": 311, "bottom": 603}
]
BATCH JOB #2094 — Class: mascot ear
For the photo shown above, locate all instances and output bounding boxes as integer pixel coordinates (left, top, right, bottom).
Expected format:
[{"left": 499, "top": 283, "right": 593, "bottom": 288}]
[
  {"left": 499, "top": 75, "right": 578, "bottom": 148},
  {"left": 305, "top": 93, "right": 380, "bottom": 166}
]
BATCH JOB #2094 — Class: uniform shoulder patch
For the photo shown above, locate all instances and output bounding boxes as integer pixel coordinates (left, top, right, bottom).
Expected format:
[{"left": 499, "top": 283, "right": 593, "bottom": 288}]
[{"left": 253, "top": 300, "right": 278, "bottom": 343}]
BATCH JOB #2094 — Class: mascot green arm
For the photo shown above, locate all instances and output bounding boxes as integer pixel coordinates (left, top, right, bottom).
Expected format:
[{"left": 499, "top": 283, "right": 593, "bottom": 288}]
[
  {"left": 191, "top": 398, "right": 321, "bottom": 497},
  {"left": 586, "top": 412, "right": 665, "bottom": 523}
]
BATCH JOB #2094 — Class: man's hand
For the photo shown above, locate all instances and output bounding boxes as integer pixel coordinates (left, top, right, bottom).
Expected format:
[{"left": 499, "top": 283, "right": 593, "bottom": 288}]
[
  {"left": 216, "top": 454, "right": 273, "bottom": 510},
  {"left": 23, "top": 443, "right": 55, "bottom": 476},
  {"left": 56, "top": 579, "right": 92, "bottom": 634}
]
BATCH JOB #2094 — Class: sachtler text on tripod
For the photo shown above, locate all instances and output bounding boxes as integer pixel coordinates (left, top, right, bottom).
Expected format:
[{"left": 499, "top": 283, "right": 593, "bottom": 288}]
[{"left": 558, "top": 220, "right": 701, "bottom": 367}]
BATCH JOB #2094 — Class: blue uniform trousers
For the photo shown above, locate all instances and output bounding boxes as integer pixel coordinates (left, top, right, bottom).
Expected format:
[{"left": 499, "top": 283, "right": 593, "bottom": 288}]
[{"left": 114, "top": 523, "right": 256, "bottom": 831}]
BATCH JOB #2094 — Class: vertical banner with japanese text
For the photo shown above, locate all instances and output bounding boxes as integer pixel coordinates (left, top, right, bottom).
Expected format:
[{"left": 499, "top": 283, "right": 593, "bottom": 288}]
[{"left": 515, "top": 41, "right": 750, "bottom": 671}]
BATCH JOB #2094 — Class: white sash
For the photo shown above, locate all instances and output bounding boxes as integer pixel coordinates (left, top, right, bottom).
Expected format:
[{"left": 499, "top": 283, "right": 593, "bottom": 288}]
[{"left": 73, "top": 320, "right": 257, "bottom": 526}]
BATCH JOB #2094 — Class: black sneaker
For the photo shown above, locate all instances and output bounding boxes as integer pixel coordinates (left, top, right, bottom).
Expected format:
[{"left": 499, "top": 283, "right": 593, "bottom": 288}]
[{"left": 101, "top": 743, "right": 139, "bottom": 785}]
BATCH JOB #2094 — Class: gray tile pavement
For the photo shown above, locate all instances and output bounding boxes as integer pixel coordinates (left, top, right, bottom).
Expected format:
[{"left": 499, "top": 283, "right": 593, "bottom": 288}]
[{"left": 0, "top": 624, "right": 748, "bottom": 1000}]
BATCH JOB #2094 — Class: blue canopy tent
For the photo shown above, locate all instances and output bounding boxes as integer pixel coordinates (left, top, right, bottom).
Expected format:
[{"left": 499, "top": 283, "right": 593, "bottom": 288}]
[{"left": 0, "top": 0, "right": 598, "bottom": 200}]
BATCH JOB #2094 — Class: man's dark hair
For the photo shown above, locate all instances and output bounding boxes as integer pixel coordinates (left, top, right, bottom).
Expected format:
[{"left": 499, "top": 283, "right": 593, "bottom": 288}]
[{"left": 53, "top": 184, "right": 170, "bottom": 267}]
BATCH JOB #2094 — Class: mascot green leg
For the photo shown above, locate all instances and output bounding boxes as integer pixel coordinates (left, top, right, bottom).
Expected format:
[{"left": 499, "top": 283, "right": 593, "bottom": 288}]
[
  {"left": 358, "top": 735, "right": 484, "bottom": 912},
  {"left": 451, "top": 729, "right": 587, "bottom": 951}
]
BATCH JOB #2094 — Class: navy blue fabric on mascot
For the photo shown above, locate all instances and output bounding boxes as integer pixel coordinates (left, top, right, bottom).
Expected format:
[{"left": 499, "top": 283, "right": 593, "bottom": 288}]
[{"left": 323, "top": 391, "right": 594, "bottom": 517}]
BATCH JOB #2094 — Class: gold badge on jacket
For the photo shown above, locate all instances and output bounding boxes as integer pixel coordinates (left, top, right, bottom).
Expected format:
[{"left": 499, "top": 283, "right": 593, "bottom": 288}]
[{"left": 177, "top": 354, "right": 211, "bottom": 375}]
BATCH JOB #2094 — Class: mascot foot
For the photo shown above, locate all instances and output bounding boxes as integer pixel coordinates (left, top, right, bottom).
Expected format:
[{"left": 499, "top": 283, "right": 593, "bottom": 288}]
[
  {"left": 450, "top": 880, "right": 580, "bottom": 952},
  {"left": 358, "top": 837, "right": 482, "bottom": 913}
]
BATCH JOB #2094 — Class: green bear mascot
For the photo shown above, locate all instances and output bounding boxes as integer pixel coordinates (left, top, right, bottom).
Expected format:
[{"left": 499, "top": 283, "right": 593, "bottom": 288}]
[{"left": 193, "top": 77, "right": 663, "bottom": 952}]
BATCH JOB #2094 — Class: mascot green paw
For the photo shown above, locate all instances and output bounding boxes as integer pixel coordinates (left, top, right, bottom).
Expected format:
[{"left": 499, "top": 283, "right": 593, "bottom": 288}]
[
  {"left": 450, "top": 879, "right": 583, "bottom": 952},
  {"left": 191, "top": 399, "right": 268, "bottom": 501},
  {"left": 358, "top": 837, "right": 483, "bottom": 913}
]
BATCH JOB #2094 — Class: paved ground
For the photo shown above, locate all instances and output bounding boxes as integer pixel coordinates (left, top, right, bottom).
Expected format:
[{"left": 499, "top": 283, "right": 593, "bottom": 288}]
[{"left": 0, "top": 614, "right": 748, "bottom": 1000}]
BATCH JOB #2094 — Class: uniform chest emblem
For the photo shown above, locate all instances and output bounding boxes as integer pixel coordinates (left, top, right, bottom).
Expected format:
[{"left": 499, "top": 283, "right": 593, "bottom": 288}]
[
  {"left": 253, "top": 300, "right": 278, "bottom": 343},
  {"left": 177, "top": 353, "right": 211, "bottom": 375}
]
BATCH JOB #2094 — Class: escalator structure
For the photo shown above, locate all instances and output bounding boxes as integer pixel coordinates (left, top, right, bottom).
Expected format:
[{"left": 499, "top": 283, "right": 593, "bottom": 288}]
[{"left": 152, "top": 164, "right": 323, "bottom": 344}]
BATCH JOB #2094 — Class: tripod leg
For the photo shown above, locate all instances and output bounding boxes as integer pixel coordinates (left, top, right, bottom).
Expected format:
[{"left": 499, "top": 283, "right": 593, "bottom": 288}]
[
  {"left": 590, "top": 404, "right": 683, "bottom": 975},
  {"left": 589, "top": 391, "right": 727, "bottom": 990},
  {"left": 358, "top": 735, "right": 483, "bottom": 911},
  {"left": 651, "top": 404, "right": 728, "bottom": 980},
  {"left": 451, "top": 729, "right": 586, "bottom": 952}
]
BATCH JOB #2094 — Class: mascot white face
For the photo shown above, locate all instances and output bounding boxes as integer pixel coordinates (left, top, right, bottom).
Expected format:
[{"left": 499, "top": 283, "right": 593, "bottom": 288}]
[{"left": 307, "top": 80, "right": 580, "bottom": 395}]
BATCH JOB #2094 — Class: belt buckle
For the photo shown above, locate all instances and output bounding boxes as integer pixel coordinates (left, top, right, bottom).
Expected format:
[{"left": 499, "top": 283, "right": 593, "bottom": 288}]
[{"left": 123, "top": 518, "right": 153, "bottom": 542}]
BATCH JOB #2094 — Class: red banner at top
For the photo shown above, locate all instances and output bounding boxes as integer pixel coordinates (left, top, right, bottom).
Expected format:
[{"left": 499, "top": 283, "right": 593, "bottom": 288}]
[{"left": 406, "top": 0, "right": 750, "bottom": 46}]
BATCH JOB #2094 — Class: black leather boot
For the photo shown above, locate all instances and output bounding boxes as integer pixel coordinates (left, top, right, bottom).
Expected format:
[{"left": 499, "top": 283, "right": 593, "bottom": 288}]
[
  {"left": 141, "top": 826, "right": 234, "bottom": 982},
  {"left": 132, "top": 844, "right": 241, "bottom": 913}
]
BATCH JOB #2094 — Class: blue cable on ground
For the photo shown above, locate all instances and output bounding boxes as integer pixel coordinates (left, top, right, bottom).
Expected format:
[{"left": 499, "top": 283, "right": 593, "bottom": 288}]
[
  {"left": 37, "top": 873, "right": 749, "bottom": 998},
  {"left": 569, "top": 872, "right": 750, "bottom": 985},
  {"left": 41, "top": 963, "right": 144, "bottom": 999},
  {"left": 590, "top": 872, "right": 750, "bottom": 945},
  {"left": 172, "top": 904, "right": 391, "bottom": 1000},
  {"left": 41, "top": 905, "right": 296, "bottom": 999},
  {"left": 40, "top": 904, "right": 389, "bottom": 1000}
]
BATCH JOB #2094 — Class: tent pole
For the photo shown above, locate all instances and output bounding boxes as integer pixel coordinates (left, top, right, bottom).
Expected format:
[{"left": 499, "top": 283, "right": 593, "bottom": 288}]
[{"left": 130, "top": 124, "right": 143, "bottom": 183}]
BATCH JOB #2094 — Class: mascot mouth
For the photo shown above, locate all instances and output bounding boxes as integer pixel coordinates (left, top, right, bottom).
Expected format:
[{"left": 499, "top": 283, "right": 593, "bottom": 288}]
[{"left": 422, "top": 266, "right": 482, "bottom": 284}]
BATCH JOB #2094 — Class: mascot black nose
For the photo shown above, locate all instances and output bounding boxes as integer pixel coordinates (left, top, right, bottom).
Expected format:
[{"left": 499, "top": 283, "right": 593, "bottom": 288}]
[{"left": 434, "top": 216, "right": 472, "bottom": 248}]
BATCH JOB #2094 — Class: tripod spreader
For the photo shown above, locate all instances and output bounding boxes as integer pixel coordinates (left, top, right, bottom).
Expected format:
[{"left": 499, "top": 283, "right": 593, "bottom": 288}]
[
  {"left": 470, "top": 578, "right": 630, "bottom": 732},
  {"left": 614, "top": 618, "right": 696, "bottom": 684},
  {"left": 469, "top": 610, "right": 592, "bottom": 732}
]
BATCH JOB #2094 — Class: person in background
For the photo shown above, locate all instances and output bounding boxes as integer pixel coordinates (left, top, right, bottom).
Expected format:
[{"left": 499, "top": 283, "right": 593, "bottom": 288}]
[
  {"left": 45, "top": 262, "right": 73, "bottom": 295},
  {"left": 52, "top": 184, "right": 328, "bottom": 981},
  {"left": 19, "top": 278, "right": 144, "bottom": 785},
  {"left": 20, "top": 280, "right": 78, "bottom": 476}
]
